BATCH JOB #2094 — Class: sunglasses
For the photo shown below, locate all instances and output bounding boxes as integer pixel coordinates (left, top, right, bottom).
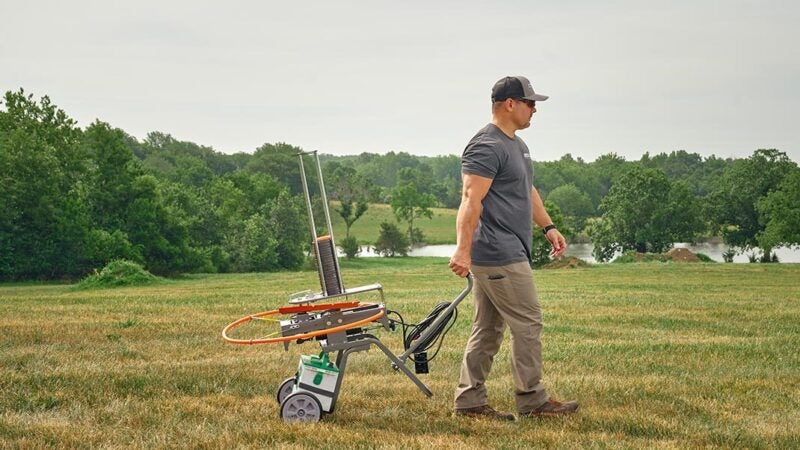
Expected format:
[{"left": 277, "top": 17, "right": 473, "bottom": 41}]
[{"left": 516, "top": 99, "right": 536, "bottom": 108}]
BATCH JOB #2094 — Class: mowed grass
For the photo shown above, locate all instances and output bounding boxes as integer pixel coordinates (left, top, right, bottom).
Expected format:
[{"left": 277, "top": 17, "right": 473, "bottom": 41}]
[
  {"left": 1, "top": 260, "right": 799, "bottom": 448},
  {"left": 330, "top": 203, "right": 457, "bottom": 245}
]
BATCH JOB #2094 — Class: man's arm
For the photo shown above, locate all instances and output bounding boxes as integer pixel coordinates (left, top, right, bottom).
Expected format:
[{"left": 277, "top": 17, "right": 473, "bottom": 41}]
[
  {"left": 449, "top": 173, "right": 493, "bottom": 277},
  {"left": 532, "top": 186, "right": 567, "bottom": 257}
]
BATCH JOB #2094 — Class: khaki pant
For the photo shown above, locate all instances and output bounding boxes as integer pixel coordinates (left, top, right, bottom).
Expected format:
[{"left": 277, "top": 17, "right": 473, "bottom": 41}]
[{"left": 453, "top": 261, "right": 548, "bottom": 413}]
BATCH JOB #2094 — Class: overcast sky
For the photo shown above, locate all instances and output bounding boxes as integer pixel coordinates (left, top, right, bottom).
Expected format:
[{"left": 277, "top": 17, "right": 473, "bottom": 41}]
[{"left": 2, "top": 1, "right": 798, "bottom": 162}]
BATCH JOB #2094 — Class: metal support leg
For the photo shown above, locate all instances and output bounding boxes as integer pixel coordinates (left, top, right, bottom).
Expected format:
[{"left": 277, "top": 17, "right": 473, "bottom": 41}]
[
  {"left": 326, "top": 341, "right": 371, "bottom": 413},
  {"left": 364, "top": 335, "right": 433, "bottom": 397},
  {"left": 330, "top": 334, "right": 433, "bottom": 397},
  {"left": 322, "top": 333, "right": 433, "bottom": 414}
]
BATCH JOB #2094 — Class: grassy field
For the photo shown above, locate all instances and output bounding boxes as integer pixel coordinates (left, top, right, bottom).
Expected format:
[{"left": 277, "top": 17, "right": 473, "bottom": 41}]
[
  {"left": 330, "top": 203, "right": 457, "bottom": 245},
  {"left": 1, "top": 260, "right": 799, "bottom": 448}
]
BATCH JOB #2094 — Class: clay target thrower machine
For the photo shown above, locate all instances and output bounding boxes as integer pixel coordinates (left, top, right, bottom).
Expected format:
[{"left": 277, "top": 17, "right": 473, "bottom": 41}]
[{"left": 222, "top": 150, "right": 472, "bottom": 423}]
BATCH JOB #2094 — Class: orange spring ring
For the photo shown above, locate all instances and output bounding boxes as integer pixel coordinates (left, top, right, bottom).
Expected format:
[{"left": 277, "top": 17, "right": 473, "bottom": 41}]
[{"left": 222, "top": 301, "right": 385, "bottom": 345}]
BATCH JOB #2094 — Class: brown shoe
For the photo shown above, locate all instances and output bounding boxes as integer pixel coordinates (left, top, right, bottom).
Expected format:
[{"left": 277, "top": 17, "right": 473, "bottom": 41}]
[
  {"left": 521, "top": 398, "right": 579, "bottom": 417},
  {"left": 454, "top": 405, "right": 516, "bottom": 421}
]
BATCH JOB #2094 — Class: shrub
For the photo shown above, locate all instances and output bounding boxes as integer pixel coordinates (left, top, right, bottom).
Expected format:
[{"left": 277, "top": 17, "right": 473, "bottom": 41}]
[
  {"left": 695, "top": 253, "right": 714, "bottom": 262},
  {"left": 339, "top": 235, "right": 361, "bottom": 259},
  {"left": 611, "top": 252, "right": 637, "bottom": 263},
  {"left": 76, "top": 259, "right": 162, "bottom": 289},
  {"left": 760, "top": 251, "right": 779, "bottom": 263},
  {"left": 722, "top": 248, "right": 736, "bottom": 263},
  {"left": 612, "top": 251, "right": 668, "bottom": 263},
  {"left": 374, "top": 222, "right": 409, "bottom": 257}
]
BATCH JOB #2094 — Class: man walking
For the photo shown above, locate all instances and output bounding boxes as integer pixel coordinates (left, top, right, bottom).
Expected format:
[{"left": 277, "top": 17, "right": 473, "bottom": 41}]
[{"left": 449, "top": 76, "right": 579, "bottom": 420}]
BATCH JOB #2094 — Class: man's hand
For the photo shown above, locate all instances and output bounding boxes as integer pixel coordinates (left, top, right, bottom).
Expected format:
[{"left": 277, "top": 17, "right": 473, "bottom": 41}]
[
  {"left": 545, "top": 228, "right": 567, "bottom": 258},
  {"left": 449, "top": 248, "right": 471, "bottom": 278}
]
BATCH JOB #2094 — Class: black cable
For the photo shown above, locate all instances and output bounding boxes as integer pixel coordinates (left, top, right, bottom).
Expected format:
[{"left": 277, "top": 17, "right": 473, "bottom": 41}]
[
  {"left": 386, "top": 302, "right": 459, "bottom": 364},
  {"left": 404, "top": 302, "right": 451, "bottom": 350},
  {"left": 418, "top": 306, "right": 458, "bottom": 362}
]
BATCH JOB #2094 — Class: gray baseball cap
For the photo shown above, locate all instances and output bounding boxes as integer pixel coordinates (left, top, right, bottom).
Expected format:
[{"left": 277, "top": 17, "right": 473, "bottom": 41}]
[{"left": 491, "top": 76, "right": 549, "bottom": 102}]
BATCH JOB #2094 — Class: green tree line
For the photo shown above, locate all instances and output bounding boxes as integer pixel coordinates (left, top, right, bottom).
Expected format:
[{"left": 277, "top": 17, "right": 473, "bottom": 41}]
[{"left": 2, "top": 90, "right": 799, "bottom": 279}]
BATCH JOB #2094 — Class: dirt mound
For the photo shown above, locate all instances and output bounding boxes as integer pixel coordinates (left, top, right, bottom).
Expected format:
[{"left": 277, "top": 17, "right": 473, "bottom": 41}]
[
  {"left": 542, "top": 256, "right": 589, "bottom": 269},
  {"left": 614, "top": 249, "right": 703, "bottom": 263},
  {"left": 665, "top": 248, "right": 701, "bottom": 262}
]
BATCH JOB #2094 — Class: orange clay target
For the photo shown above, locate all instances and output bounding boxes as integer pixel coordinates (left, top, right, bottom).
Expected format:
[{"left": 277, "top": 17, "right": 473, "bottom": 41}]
[{"left": 221, "top": 301, "right": 384, "bottom": 345}]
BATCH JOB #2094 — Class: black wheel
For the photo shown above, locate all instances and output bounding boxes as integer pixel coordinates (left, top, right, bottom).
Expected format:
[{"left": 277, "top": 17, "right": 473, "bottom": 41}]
[
  {"left": 276, "top": 377, "right": 296, "bottom": 404},
  {"left": 280, "top": 392, "right": 323, "bottom": 423}
]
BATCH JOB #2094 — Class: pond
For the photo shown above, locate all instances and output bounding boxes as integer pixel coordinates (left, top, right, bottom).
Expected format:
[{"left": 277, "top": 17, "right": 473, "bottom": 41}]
[{"left": 354, "top": 242, "right": 800, "bottom": 263}]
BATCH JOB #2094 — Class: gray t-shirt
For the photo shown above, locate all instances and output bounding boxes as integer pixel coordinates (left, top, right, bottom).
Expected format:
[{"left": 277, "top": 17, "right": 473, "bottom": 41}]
[{"left": 461, "top": 123, "right": 533, "bottom": 266}]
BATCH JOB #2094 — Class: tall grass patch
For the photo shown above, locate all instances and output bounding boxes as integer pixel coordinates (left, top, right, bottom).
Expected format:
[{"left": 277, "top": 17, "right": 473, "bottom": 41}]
[{"left": 76, "top": 260, "right": 163, "bottom": 289}]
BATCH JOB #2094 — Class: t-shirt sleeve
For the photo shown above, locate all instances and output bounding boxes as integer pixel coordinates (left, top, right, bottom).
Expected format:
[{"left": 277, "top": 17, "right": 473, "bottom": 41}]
[{"left": 462, "top": 142, "right": 500, "bottom": 179}]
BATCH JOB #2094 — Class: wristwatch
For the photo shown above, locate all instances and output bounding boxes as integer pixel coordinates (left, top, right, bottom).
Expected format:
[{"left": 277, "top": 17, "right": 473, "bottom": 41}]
[{"left": 542, "top": 224, "right": 557, "bottom": 235}]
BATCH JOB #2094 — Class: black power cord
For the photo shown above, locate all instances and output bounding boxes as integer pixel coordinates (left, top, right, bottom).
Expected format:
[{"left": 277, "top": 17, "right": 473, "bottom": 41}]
[{"left": 386, "top": 301, "right": 459, "bottom": 365}]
